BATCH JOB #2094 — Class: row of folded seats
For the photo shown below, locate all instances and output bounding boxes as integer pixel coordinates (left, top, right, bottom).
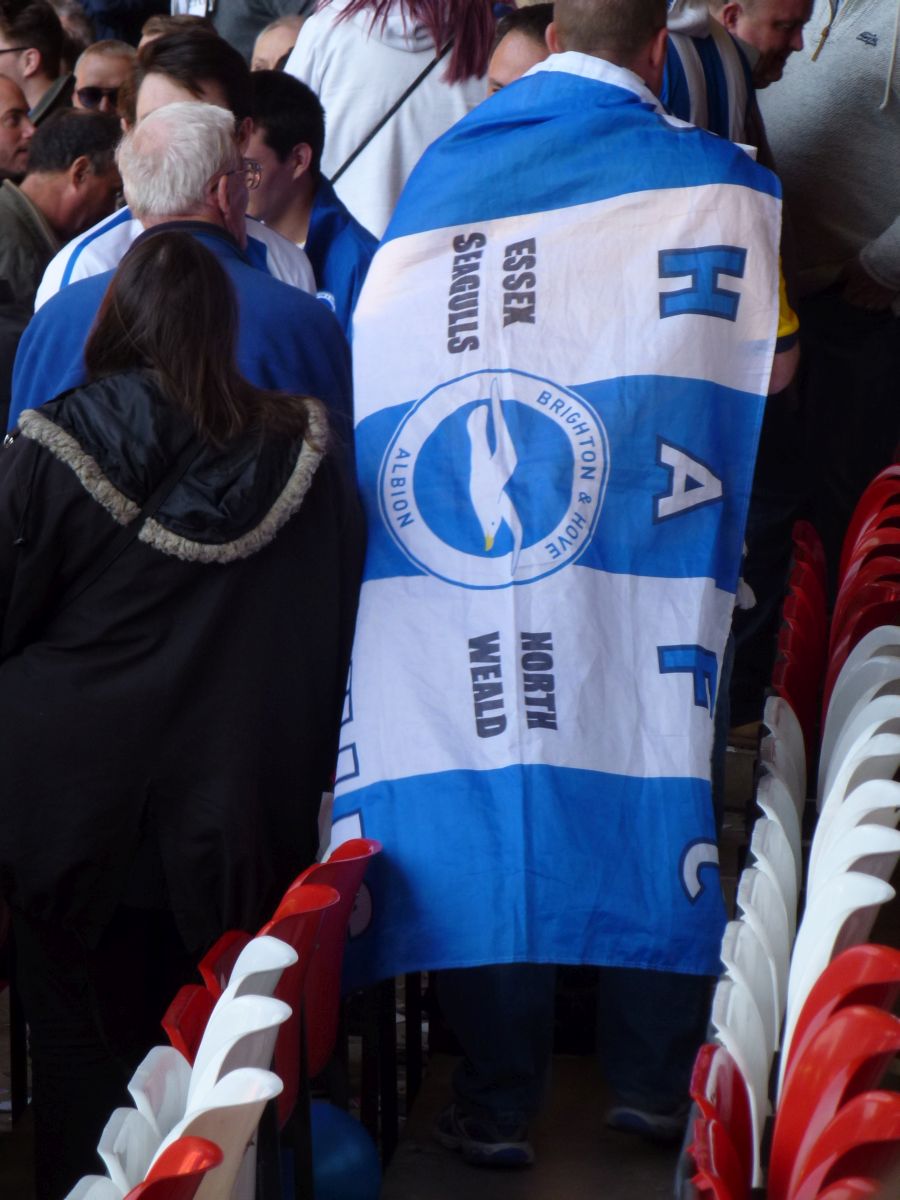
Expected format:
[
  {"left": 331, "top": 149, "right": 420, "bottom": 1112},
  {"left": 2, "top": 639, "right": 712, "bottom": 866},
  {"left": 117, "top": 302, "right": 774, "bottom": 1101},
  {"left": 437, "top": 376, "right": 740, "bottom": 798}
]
[
  {"left": 63, "top": 838, "right": 381, "bottom": 1200},
  {"left": 682, "top": 467, "right": 900, "bottom": 1200}
]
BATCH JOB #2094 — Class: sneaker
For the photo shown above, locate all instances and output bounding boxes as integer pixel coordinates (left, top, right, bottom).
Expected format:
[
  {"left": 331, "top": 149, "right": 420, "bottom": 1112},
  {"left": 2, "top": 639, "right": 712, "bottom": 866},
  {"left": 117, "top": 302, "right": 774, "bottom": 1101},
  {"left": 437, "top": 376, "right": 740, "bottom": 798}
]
[
  {"left": 433, "top": 1103, "right": 535, "bottom": 1167},
  {"left": 606, "top": 1104, "right": 689, "bottom": 1144}
]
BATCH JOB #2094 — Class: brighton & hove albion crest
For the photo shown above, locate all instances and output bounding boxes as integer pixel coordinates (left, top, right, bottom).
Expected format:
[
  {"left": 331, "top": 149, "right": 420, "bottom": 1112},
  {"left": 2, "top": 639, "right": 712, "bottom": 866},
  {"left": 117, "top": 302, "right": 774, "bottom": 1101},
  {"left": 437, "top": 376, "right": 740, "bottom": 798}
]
[{"left": 378, "top": 369, "right": 609, "bottom": 589}]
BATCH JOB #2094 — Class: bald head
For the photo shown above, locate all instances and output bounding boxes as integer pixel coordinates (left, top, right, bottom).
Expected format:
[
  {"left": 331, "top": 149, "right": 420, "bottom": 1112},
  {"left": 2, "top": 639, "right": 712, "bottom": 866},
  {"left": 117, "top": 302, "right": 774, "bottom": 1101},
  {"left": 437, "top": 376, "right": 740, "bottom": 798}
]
[
  {"left": 711, "top": 0, "right": 812, "bottom": 87},
  {"left": 251, "top": 15, "right": 304, "bottom": 71},
  {"left": 0, "top": 74, "right": 34, "bottom": 179}
]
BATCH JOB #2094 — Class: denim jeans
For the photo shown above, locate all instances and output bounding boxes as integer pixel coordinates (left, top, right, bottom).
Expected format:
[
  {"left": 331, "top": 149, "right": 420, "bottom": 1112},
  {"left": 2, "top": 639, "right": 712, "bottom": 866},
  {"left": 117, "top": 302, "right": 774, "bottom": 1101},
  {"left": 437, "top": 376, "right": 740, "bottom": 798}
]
[{"left": 436, "top": 962, "right": 712, "bottom": 1126}]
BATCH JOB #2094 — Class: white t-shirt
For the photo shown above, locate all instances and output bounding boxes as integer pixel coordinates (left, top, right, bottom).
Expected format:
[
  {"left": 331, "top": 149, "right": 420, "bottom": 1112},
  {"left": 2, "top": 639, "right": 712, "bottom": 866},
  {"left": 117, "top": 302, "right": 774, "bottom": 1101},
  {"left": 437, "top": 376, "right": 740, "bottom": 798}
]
[
  {"left": 35, "top": 207, "right": 316, "bottom": 309},
  {"left": 285, "top": 1, "right": 485, "bottom": 238}
]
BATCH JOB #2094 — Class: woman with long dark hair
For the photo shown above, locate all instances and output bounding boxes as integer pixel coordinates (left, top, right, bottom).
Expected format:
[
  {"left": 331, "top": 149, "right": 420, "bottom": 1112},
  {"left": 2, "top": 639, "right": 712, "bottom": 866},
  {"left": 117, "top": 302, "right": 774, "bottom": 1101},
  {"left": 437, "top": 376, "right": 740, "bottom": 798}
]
[
  {"left": 0, "top": 230, "right": 364, "bottom": 1200},
  {"left": 284, "top": 0, "right": 494, "bottom": 237}
]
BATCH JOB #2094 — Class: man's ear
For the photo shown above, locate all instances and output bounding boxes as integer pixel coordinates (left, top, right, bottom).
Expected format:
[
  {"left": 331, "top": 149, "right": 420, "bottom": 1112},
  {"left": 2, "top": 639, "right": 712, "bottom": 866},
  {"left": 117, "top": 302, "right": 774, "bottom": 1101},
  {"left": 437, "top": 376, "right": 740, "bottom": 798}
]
[
  {"left": 213, "top": 171, "right": 231, "bottom": 218},
  {"left": 291, "top": 142, "right": 313, "bottom": 180},
  {"left": 235, "top": 114, "right": 253, "bottom": 151},
  {"left": 69, "top": 154, "right": 91, "bottom": 189},
  {"left": 545, "top": 21, "right": 563, "bottom": 54},
  {"left": 719, "top": 3, "right": 744, "bottom": 34},
  {"left": 19, "top": 47, "right": 41, "bottom": 79},
  {"left": 647, "top": 24, "right": 668, "bottom": 76}
]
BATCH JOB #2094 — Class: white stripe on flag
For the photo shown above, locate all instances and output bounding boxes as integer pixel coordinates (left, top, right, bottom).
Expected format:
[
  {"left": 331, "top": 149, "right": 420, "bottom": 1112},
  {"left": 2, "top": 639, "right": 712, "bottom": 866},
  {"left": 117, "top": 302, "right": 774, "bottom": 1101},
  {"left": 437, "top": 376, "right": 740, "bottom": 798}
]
[
  {"left": 354, "top": 183, "right": 781, "bottom": 426},
  {"left": 337, "top": 567, "right": 735, "bottom": 794}
]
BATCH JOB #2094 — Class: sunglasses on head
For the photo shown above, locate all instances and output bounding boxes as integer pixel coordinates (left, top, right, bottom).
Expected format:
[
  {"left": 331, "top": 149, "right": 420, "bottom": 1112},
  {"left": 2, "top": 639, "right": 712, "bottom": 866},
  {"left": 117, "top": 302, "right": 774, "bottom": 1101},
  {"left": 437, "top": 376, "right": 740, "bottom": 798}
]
[{"left": 77, "top": 85, "right": 119, "bottom": 108}]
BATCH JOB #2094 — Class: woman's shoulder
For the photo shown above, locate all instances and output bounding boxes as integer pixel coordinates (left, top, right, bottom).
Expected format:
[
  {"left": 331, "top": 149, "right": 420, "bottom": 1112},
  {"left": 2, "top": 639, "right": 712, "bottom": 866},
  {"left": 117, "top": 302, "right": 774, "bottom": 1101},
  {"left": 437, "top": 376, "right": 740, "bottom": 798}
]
[{"left": 22, "top": 369, "right": 177, "bottom": 478}]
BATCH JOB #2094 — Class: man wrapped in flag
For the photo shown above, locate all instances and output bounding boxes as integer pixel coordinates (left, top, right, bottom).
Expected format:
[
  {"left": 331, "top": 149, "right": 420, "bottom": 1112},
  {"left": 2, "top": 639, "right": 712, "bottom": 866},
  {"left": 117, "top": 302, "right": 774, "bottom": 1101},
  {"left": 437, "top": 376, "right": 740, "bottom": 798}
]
[{"left": 331, "top": 0, "right": 799, "bottom": 1166}]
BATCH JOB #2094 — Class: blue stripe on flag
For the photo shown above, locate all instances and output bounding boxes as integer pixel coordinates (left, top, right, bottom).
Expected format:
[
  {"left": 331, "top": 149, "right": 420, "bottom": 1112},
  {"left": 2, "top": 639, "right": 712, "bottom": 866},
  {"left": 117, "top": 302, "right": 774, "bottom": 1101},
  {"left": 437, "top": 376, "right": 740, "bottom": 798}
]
[
  {"left": 335, "top": 763, "right": 726, "bottom": 989},
  {"left": 384, "top": 73, "right": 779, "bottom": 244},
  {"left": 355, "top": 374, "right": 764, "bottom": 591}
]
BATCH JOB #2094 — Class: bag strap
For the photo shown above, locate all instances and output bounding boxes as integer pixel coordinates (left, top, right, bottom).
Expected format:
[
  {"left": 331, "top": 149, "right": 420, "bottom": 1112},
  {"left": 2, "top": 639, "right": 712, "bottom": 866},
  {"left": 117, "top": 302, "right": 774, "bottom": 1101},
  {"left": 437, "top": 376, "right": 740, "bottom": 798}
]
[
  {"left": 60, "top": 435, "right": 203, "bottom": 610},
  {"left": 331, "top": 39, "right": 454, "bottom": 184}
]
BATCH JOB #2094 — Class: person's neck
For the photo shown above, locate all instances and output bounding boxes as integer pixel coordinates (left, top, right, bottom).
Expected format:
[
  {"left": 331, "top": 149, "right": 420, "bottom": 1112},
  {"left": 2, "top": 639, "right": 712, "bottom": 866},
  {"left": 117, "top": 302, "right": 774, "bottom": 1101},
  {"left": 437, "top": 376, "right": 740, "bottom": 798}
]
[
  {"left": 267, "top": 176, "right": 316, "bottom": 246},
  {"left": 140, "top": 211, "right": 225, "bottom": 233},
  {"left": 22, "top": 72, "right": 54, "bottom": 110},
  {"left": 19, "top": 172, "right": 64, "bottom": 239}
]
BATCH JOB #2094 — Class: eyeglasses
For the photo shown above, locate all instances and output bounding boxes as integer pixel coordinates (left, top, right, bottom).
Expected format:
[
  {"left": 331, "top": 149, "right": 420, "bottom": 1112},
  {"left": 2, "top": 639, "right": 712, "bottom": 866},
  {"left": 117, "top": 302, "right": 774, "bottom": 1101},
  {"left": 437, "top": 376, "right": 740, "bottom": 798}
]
[
  {"left": 222, "top": 158, "right": 262, "bottom": 191},
  {"left": 0, "top": 46, "right": 28, "bottom": 54},
  {"left": 76, "top": 85, "right": 120, "bottom": 109}
]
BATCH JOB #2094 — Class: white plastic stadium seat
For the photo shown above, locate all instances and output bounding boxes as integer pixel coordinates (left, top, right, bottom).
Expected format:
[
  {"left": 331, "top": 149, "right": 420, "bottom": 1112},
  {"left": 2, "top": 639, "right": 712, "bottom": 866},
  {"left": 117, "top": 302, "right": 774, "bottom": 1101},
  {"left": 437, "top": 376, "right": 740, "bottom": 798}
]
[
  {"left": 780, "top": 870, "right": 896, "bottom": 1092},
  {"left": 151, "top": 1067, "right": 283, "bottom": 1200},
  {"left": 720, "top": 919, "right": 779, "bottom": 1058},
  {"left": 711, "top": 976, "right": 770, "bottom": 1187}
]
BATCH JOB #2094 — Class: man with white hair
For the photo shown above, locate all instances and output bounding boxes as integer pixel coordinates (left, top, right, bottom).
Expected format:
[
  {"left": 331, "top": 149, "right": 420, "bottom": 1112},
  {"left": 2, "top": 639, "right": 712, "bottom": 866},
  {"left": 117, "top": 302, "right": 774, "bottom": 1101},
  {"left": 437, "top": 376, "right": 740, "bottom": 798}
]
[
  {"left": 10, "top": 101, "right": 351, "bottom": 433},
  {"left": 34, "top": 28, "right": 316, "bottom": 306}
]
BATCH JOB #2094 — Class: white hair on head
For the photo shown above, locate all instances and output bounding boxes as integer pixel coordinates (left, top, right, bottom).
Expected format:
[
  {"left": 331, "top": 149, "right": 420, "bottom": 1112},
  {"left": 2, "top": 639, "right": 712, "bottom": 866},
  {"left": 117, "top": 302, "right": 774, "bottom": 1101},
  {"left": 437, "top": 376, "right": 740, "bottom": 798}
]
[{"left": 117, "top": 101, "right": 238, "bottom": 219}]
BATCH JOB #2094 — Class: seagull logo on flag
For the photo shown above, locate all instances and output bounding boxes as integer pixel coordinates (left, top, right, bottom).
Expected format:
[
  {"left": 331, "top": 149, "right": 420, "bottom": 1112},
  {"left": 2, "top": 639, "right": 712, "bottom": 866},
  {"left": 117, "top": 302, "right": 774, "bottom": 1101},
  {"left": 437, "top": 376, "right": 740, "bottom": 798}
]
[{"left": 466, "top": 378, "right": 523, "bottom": 574}]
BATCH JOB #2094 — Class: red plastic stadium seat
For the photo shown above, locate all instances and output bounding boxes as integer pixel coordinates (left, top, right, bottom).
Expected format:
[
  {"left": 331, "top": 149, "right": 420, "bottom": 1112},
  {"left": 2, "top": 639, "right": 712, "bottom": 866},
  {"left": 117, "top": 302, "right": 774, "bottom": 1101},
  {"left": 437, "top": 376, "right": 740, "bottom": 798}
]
[
  {"left": 789, "top": 555, "right": 827, "bottom": 625},
  {"left": 768, "top": 1006, "right": 900, "bottom": 1200},
  {"left": 793, "top": 520, "right": 827, "bottom": 593},
  {"left": 831, "top": 558, "right": 900, "bottom": 647},
  {"left": 287, "top": 837, "right": 382, "bottom": 1085},
  {"left": 161, "top": 986, "right": 215, "bottom": 1066},
  {"left": 782, "top": 944, "right": 900, "bottom": 1090},
  {"left": 123, "top": 1135, "right": 222, "bottom": 1200},
  {"left": 689, "top": 1116, "right": 749, "bottom": 1200},
  {"left": 689, "top": 1043, "right": 753, "bottom": 1190},
  {"left": 823, "top": 602, "right": 900, "bottom": 716},
  {"left": 787, "top": 1090, "right": 900, "bottom": 1200},
  {"left": 839, "top": 467, "right": 900, "bottom": 582},
  {"left": 814, "top": 1179, "right": 882, "bottom": 1200},
  {"left": 198, "top": 930, "right": 250, "bottom": 1000},
  {"left": 258, "top": 883, "right": 340, "bottom": 1128}
]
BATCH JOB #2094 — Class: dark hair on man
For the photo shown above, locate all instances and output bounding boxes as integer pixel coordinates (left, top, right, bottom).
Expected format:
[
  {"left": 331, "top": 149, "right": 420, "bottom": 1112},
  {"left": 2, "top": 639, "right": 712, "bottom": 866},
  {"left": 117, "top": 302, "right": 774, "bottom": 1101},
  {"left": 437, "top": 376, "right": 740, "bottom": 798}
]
[
  {"left": 492, "top": 3, "right": 553, "bottom": 54},
  {"left": 136, "top": 28, "right": 251, "bottom": 122},
  {"left": 85, "top": 232, "right": 318, "bottom": 446},
  {"left": 553, "top": 0, "right": 667, "bottom": 61},
  {"left": 0, "top": 0, "right": 64, "bottom": 78},
  {"left": 25, "top": 107, "right": 120, "bottom": 174},
  {"left": 251, "top": 70, "right": 324, "bottom": 180},
  {"left": 140, "top": 12, "right": 214, "bottom": 40}
]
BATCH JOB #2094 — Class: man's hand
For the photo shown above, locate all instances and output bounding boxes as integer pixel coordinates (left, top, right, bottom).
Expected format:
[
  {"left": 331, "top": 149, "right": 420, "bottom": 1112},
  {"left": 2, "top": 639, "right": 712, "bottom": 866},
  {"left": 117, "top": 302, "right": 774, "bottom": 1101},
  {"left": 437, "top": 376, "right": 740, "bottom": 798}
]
[
  {"left": 841, "top": 257, "right": 898, "bottom": 311},
  {"left": 769, "top": 340, "right": 799, "bottom": 395}
]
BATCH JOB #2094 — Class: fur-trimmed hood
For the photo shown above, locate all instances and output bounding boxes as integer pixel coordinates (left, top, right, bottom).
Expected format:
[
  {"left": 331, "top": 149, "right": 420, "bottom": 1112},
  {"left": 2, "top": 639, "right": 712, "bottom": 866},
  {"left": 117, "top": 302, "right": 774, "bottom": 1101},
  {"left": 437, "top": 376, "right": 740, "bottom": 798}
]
[{"left": 16, "top": 371, "right": 327, "bottom": 564}]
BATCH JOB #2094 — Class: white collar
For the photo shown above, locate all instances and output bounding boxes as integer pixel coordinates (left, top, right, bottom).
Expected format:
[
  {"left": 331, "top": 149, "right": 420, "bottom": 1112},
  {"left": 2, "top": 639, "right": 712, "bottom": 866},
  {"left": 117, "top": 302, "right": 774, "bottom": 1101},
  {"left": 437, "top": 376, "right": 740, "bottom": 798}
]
[{"left": 525, "top": 51, "right": 666, "bottom": 116}]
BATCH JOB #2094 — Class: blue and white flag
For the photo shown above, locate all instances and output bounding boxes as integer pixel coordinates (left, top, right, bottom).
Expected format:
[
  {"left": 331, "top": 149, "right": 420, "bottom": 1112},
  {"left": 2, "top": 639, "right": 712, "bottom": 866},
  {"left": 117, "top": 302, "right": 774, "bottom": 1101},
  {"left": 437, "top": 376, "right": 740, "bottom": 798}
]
[{"left": 332, "top": 53, "right": 782, "bottom": 988}]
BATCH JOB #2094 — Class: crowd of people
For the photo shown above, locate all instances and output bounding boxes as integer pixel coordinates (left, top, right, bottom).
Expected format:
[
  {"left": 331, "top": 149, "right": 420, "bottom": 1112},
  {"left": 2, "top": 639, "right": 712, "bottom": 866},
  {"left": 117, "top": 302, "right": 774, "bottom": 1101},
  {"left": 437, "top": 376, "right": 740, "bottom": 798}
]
[{"left": 0, "top": 0, "right": 895, "bottom": 1195}]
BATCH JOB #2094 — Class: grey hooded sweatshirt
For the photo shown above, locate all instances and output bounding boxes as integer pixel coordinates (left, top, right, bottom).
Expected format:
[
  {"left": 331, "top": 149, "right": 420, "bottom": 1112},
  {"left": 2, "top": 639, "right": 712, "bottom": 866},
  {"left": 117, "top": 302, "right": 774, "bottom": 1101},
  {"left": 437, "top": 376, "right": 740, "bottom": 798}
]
[
  {"left": 759, "top": 0, "right": 900, "bottom": 297},
  {"left": 285, "top": 0, "right": 485, "bottom": 238}
]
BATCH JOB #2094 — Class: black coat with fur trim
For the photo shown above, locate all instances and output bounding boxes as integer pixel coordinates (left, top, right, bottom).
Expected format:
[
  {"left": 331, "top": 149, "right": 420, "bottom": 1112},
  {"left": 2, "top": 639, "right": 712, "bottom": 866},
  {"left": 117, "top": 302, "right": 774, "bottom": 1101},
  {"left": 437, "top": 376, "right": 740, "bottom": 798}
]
[{"left": 0, "top": 370, "right": 364, "bottom": 951}]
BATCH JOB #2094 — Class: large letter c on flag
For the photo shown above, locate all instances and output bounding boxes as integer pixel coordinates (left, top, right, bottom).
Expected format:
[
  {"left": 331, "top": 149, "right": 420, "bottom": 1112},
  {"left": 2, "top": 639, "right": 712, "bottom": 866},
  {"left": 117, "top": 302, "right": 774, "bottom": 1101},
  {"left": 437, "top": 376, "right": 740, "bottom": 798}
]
[{"left": 680, "top": 839, "right": 720, "bottom": 902}]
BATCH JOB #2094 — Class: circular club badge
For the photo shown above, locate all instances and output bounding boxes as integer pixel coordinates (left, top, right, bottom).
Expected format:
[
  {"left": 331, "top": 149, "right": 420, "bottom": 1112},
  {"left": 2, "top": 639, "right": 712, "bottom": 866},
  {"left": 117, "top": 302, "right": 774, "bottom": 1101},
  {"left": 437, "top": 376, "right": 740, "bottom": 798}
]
[{"left": 378, "top": 369, "right": 609, "bottom": 589}]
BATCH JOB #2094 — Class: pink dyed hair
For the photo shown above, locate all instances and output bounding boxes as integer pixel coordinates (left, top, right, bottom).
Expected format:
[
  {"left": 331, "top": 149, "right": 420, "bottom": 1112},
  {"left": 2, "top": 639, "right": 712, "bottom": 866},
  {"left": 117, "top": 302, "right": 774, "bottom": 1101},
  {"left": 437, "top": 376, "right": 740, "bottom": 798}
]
[{"left": 334, "top": 0, "right": 495, "bottom": 82}]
